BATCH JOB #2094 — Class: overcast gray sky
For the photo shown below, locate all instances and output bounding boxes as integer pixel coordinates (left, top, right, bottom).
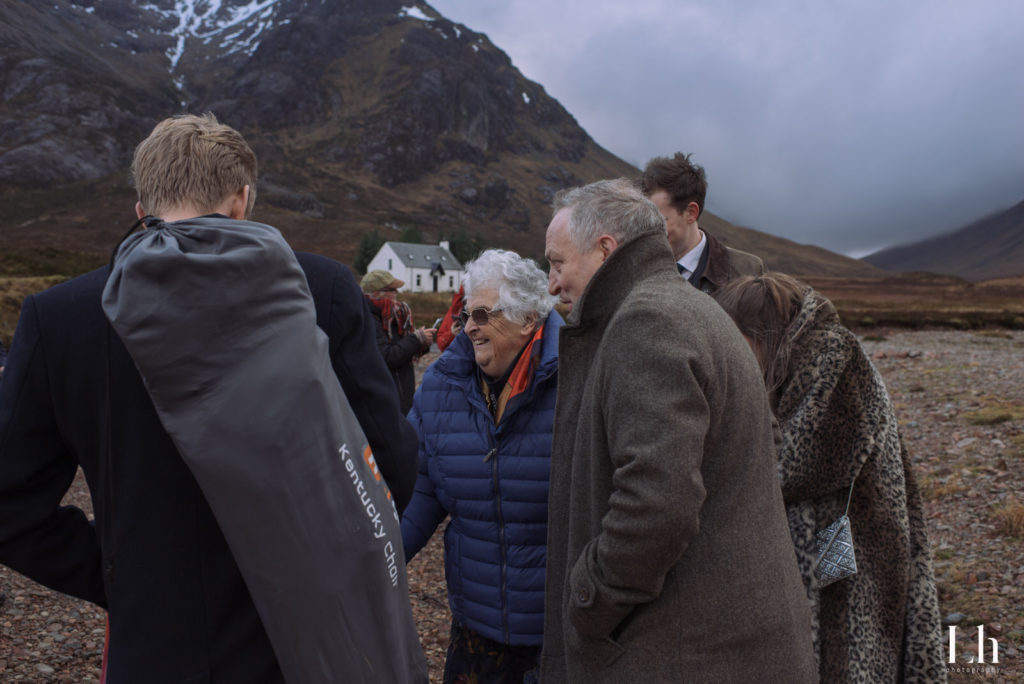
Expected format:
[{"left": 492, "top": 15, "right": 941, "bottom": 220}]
[{"left": 427, "top": 0, "right": 1024, "bottom": 256}]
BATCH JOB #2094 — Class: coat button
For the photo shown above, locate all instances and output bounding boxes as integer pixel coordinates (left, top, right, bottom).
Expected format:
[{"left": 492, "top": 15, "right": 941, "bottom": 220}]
[{"left": 577, "top": 588, "right": 589, "bottom": 603}]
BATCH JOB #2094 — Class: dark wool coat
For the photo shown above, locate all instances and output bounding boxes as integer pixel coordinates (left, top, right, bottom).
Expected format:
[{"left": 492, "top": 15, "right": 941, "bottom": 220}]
[
  {"left": 775, "top": 290, "right": 946, "bottom": 683},
  {"left": 540, "top": 231, "right": 817, "bottom": 683},
  {"left": 0, "top": 249, "right": 419, "bottom": 683},
  {"left": 401, "top": 313, "right": 562, "bottom": 646},
  {"left": 368, "top": 300, "right": 424, "bottom": 415}
]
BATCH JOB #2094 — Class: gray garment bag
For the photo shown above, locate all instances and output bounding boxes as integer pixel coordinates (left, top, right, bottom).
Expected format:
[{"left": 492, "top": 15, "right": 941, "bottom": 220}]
[{"left": 102, "top": 215, "right": 427, "bottom": 683}]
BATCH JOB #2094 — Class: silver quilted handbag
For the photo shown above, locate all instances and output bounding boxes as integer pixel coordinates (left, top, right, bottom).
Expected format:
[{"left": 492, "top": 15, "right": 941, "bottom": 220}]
[{"left": 812, "top": 483, "right": 857, "bottom": 587}]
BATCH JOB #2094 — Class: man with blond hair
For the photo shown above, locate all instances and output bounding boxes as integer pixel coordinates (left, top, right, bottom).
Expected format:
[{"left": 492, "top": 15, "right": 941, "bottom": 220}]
[
  {"left": 0, "top": 113, "right": 419, "bottom": 681},
  {"left": 540, "top": 179, "right": 816, "bottom": 682}
]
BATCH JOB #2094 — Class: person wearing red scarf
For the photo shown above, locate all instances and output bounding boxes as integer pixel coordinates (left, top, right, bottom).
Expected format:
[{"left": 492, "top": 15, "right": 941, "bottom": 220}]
[
  {"left": 435, "top": 285, "right": 465, "bottom": 353},
  {"left": 361, "top": 270, "right": 435, "bottom": 414}
]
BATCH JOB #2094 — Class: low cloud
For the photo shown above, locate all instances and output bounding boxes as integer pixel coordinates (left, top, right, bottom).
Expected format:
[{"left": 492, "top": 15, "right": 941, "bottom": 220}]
[{"left": 430, "top": 0, "right": 1024, "bottom": 255}]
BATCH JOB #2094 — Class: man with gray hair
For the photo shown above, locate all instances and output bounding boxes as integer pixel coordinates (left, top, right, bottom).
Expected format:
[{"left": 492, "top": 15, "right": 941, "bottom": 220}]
[{"left": 541, "top": 179, "right": 816, "bottom": 682}]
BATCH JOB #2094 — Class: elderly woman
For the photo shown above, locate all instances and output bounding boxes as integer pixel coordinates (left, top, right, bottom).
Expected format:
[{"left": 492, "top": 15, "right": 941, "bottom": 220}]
[
  {"left": 401, "top": 249, "right": 562, "bottom": 684},
  {"left": 714, "top": 272, "right": 945, "bottom": 683}
]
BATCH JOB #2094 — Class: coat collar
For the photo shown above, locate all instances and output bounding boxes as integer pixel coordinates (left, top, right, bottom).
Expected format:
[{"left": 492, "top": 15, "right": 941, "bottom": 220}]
[{"left": 567, "top": 231, "right": 677, "bottom": 329}]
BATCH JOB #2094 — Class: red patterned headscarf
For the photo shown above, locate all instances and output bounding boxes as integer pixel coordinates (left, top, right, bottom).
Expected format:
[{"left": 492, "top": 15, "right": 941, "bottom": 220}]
[{"left": 367, "top": 295, "right": 414, "bottom": 340}]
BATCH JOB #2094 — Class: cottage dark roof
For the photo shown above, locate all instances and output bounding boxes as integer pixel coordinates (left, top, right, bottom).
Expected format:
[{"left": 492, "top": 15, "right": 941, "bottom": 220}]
[{"left": 384, "top": 242, "right": 462, "bottom": 269}]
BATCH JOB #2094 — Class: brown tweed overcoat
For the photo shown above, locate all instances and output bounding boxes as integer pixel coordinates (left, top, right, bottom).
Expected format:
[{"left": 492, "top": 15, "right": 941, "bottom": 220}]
[{"left": 539, "top": 232, "right": 818, "bottom": 683}]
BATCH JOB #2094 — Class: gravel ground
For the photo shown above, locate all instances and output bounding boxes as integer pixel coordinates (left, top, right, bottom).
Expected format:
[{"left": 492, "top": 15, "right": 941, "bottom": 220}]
[
  {"left": 2, "top": 330, "right": 1022, "bottom": 682},
  {"left": 861, "top": 329, "right": 1024, "bottom": 683}
]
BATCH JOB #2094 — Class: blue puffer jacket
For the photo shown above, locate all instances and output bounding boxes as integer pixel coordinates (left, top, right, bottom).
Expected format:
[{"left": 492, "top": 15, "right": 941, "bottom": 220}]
[{"left": 401, "top": 312, "right": 562, "bottom": 646}]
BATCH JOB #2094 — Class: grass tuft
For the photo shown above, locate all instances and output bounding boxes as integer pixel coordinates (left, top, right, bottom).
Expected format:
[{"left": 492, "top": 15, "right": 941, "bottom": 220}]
[
  {"left": 992, "top": 501, "right": 1024, "bottom": 538},
  {"left": 962, "top": 403, "right": 1024, "bottom": 426}
]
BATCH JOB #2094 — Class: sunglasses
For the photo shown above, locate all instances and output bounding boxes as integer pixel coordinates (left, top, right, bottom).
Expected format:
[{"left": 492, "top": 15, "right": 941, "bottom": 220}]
[{"left": 459, "top": 306, "right": 503, "bottom": 326}]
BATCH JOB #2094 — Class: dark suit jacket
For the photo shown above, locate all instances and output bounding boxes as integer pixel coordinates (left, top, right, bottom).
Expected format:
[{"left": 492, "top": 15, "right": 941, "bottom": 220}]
[
  {"left": 0, "top": 251, "right": 419, "bottom": 683},
  {"left": 693, "top": 229, "right": 766, "bottom": 294}
]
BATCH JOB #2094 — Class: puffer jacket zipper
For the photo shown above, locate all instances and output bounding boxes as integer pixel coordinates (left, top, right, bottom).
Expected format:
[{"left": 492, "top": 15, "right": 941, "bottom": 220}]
[{"left": 485, "top": 443, "right": 509, "bottom": 643}]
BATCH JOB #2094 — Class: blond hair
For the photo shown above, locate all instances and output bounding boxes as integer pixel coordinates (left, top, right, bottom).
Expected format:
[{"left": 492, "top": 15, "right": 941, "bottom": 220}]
[{"left": 131, "top": 113, "right": 257, "bottom": 218}]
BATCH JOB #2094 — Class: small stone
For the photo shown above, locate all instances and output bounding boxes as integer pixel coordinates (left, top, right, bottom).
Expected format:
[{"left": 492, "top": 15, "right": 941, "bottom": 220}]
[
  {"left": 47, "top": 622, "right": 62, "bottom": 632},
  {"left": 38, "top": 663, "right": 56, "bottom": 675},
  {"left": 988, "top": 622, "right": 1003, "bottom": 635},
  {"left": 1001, "top": 585, "right": 1014, "bottom": 594},
  {"left": 943, "top": 612, "right": 967, "bottom": 625},
  {"left": 956, "top": 437, "right": 977, "bottom": 449},
  {"left": 977, "top": 571, "right": 990, "bottom": 581}
]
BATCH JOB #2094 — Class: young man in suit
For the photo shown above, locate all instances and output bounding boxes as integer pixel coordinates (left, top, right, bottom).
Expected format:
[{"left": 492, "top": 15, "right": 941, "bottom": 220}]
[
  {"left": 0, "top": 114, "right": 419, "bottom": 682},
  {"left": 641, "top": 152, "right": 765, "bottom": 293}
]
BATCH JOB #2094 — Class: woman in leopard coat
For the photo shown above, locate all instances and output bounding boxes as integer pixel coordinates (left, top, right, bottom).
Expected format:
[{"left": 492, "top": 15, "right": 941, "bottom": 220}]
[{"left": 715, "top": 272, "right": 946, "bottom": 683}]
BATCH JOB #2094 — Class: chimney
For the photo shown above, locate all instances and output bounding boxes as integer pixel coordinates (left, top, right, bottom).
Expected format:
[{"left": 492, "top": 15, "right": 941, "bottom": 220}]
[{"left": 439, "top": 240, "right": 450, "bottom": 251}]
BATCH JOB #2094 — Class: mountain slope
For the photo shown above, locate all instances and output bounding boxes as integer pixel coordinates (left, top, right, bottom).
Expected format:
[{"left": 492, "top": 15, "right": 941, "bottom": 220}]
[
  {"left": 0, "top": 1, "right": 180, "bottom": 186},
  {"left": 864, "top": 199, "right": 1024, "bottom": 281},
  {"left": 701, "top": 213, "right": 885, "bottom": 278},
  {"left": 1, "top": 0, "right": 882, "bottom": 277}
]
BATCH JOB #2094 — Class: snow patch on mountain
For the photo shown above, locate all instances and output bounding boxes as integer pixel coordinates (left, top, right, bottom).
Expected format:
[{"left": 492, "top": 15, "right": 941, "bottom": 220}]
[
  {"left": 140, "top": 0, "right": 281, "bottom": 73},
  {"left": 399, "top": 6, "right": 432, "bottom": 22},
  {"left": 133, "top": 0, "right": 433, "bottom": 89}
]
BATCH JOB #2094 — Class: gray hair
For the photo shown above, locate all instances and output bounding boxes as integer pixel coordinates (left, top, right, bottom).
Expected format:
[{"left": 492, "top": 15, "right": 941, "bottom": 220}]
[
  {"left": 552, "top": 178, "right": 665, "bottom": 252},
  {"left": 462, "top": 249, "right": 556, "bottom": 325}
]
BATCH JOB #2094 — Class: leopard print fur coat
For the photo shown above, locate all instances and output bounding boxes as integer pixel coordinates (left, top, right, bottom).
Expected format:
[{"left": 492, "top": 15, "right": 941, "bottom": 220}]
[{"left": 775, "top": 289, "right": 946, "bottom": 683}]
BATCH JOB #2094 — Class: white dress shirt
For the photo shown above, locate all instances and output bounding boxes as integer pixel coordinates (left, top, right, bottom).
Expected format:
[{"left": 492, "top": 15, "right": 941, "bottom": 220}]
[{"left": 676, "top": 230, "right": 707, "bottom": 279}]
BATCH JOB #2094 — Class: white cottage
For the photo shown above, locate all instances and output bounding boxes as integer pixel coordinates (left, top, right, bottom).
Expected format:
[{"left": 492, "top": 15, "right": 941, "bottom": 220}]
[{"left": 366, "top": 241, "right": 463, "bottom": 293}]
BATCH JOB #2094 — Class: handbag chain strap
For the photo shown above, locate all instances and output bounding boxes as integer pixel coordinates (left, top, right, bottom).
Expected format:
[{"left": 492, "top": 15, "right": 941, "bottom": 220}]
[
  {"left": 817, "top": 480, "right": 857, "bottom": 555},
  {"left": 840, "top": 479, "right": 855, "bottom": 518}
]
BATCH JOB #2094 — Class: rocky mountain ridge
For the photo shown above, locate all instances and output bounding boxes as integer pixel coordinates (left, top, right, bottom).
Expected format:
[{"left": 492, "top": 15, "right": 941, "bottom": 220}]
[
  {"left": 1, "top": 0, "right": 879, "bottom": 276},
  {"left": 865, "top": 198, "right": 1024, "bottom": 281}
]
